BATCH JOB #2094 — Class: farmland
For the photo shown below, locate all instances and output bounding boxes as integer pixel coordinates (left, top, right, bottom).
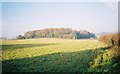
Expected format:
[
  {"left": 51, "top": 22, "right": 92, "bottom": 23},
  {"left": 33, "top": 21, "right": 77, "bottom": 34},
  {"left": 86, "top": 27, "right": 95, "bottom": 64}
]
[{"left": 1, "top": 38, "right": 118, "bottom": 72}]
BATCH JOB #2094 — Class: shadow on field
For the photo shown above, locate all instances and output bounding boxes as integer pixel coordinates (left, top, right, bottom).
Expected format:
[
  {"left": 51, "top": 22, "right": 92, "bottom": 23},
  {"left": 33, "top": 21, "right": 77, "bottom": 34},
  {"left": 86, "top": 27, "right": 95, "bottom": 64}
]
[
  {"left": 2, "top": 46, "right": 109, "bottom": 72},
  {"left": 2, "top": 43, "right": 58, "bottom": 50}
]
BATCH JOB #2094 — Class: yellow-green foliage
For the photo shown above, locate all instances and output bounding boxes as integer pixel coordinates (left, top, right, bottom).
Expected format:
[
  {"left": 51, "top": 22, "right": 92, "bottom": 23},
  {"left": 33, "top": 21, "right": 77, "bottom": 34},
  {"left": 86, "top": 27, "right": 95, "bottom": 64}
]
[
  {"left": 97, "top": 33, "right": 120, "bottom": 72},
  {"left": 89, "top": 46, "right": 120, "bottom": 72}
]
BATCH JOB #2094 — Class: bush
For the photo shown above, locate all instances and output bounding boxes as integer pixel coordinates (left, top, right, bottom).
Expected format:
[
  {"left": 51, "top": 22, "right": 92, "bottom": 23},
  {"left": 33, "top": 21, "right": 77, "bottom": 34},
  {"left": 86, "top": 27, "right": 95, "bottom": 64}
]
[
  {"left": 99, "top": 33, "right": 120, "bottom": 69},
  {"left": 98, "top": 33, "right": 120, "bottom": 46}
]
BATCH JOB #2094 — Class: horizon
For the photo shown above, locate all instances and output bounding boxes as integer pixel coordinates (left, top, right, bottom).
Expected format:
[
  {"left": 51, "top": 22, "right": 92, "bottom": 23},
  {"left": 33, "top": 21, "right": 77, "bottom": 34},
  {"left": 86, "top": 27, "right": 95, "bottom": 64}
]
[
  {"left": 0, "top": 27, "right": 117, "bottom": 39},
  {"left": 1, "top": 2, "right": 118, "bottom": 38}
]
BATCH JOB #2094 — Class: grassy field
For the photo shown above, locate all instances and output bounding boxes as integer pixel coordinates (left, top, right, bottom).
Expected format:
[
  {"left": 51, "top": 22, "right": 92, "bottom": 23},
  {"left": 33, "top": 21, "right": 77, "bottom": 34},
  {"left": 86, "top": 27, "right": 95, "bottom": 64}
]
[{"left": 1, "top": 38, "right": 117, "bottom": 72}]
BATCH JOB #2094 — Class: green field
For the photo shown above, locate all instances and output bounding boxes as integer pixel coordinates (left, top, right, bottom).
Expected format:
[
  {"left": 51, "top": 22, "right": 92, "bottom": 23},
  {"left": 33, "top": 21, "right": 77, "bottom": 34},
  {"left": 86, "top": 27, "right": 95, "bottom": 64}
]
[{"left": 1, "top": 38, "right": 116, "bottom": 72}]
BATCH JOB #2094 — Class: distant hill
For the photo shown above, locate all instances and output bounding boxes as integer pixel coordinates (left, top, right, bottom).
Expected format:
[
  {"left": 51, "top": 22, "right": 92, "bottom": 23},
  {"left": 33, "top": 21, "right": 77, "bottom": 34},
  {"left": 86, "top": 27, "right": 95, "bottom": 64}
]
[{"left": 17, "top": 28, "right": 96, "bottom": 39}]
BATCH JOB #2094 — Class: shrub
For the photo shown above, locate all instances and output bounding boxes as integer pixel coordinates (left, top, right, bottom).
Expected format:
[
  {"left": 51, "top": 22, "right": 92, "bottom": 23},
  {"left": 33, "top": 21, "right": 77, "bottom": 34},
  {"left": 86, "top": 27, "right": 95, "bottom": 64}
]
[
  {"left": 98, "top": 33, "right": 120, "bottom": 46},
  {"left": 99, "top": 33, "right": 120, "bottom": 70}
]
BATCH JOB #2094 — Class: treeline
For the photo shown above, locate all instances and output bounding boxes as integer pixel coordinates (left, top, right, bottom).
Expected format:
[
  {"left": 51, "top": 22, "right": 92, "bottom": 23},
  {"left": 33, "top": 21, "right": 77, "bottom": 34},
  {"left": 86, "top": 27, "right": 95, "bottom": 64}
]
[{"left": 17, "top": 28, "right": 96, "bottom": 39}]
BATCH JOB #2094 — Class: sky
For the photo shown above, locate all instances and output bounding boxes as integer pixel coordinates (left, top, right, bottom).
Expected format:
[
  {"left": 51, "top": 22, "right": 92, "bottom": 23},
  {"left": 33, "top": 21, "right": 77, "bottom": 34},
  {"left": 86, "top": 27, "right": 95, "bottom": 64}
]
[
  {"left": 0, "top": 2, "right": 2, "bottom": 38},
  {"left": 1, "top": 1, "right": 118, "bottom": 38}
]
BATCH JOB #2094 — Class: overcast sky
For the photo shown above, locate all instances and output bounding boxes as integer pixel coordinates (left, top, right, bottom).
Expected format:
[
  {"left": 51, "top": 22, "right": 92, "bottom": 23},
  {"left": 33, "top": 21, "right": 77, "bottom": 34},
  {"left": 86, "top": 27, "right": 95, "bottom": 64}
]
[{"left": 1, "top": 2, "right": 118, "bottom": 38}]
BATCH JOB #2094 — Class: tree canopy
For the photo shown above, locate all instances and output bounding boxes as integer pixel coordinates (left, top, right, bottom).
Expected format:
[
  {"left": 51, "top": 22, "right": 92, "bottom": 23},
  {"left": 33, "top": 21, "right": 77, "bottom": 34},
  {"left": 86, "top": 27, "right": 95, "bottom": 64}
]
[{"left": 17, "top": 28, "right": 96, "bottom": 39}]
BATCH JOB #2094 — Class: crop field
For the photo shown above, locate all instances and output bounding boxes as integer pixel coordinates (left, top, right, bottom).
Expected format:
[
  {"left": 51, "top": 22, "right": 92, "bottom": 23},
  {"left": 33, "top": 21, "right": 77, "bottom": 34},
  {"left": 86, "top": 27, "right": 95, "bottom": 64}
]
[{"left": 1, "top": 38, "right": 114, "bottom": 72}]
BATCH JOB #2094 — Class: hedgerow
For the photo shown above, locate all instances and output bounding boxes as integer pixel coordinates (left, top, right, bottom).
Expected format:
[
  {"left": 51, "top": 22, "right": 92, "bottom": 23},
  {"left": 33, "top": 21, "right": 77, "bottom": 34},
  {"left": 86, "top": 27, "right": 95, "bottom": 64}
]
[{"left": 98, "top": 33, "right": 120, "bottom": 46}]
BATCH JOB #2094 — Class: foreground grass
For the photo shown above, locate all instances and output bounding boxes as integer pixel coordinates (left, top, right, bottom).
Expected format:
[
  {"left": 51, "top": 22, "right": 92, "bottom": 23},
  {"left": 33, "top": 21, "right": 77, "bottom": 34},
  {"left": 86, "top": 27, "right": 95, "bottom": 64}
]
[
  {"left": 2, "top": 38, "right": 118, "bottom": 72},
  {"left": 3, "top": 49, "right": 102, "bottom": 72}
]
